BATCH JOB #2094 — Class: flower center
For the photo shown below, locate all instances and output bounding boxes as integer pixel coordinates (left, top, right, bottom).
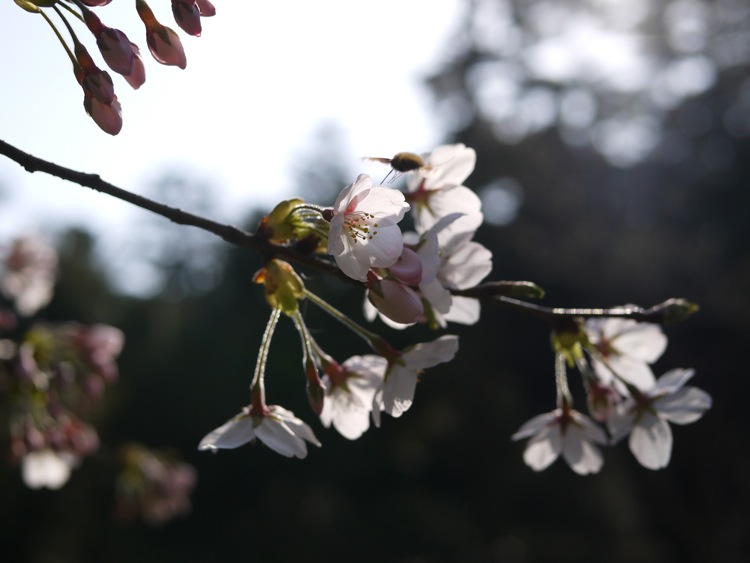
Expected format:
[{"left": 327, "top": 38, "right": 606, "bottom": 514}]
[{"left": 343, "top": 211, "right": 379, "bottom": 244}]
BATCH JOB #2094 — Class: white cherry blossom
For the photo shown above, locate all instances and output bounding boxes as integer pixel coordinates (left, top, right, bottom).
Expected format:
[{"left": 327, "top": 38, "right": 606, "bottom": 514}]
[
  {"left": 372, "top": 335, "right": 459, "bottom": 426},
  {"left": 512, "top": 407, "right": 608, "bottom": 475},
  {"left": 608, "top": 368, "right": 711, "bottom": 470},
  {"left": 199, "top": 405, "right": 321, "bottom": 459},
  {"left": 328, "top": 174, "right": 410, "bottom": 282},
  {"left": 407, "top": 144, "right": 483, "bottom": 238},
  {"left": 320, "top": 355, "right": 386, "bottom": 440},
  {"left": 585, "top": 317, "right": 667, "bottom": 392}
]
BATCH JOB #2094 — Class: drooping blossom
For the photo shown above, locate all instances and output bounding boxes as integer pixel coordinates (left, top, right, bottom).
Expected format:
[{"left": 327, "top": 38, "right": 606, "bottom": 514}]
[
  {"left": 585, "top": 317, "right": 667, "bottom": 392},
  {"left": 608, "top": 368, "right": 712, "bottom": 470},
  {"left": 199, "top": 405, "right": 321, "bottom": 458},
  {"left": 320, "top": 355, "right": 386, "bottom": 440},
  {"left": 512, "top": 406, "right": 608, "bottom": 475},
  {"left": 372, "top": 335, "right": 459, "bottom": 426},
  {"left": 327, "top": 174, "right": 410, "bottom": 282}
]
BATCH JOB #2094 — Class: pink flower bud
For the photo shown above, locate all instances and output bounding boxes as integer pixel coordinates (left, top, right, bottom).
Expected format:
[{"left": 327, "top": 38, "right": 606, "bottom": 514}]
[
  {"left": 367, "top": 278, "right": 423, "bottom": 324},
  {"left": 84, "top": 92, "right": 123, "bottom": 135},
  {"left": 387, "top": 247, "right": 423, "bottom": 286},
  {"left": 172, "top": 0, "right": 202, "bottom": 37},
  {"left": 83, "top": 10, "right": 137, "bottom": 76},
  {"left": 137, "top": 0, "right": 187, "bottom": 69},
  {"left": 80, "top": 0, "right": 113, "bottom": 6},
  {"left": 124, "top": 44, "right": 146, "bottom": 89},
  {"left": 196, "top": 0, "right": 216, "bottom": 17}
]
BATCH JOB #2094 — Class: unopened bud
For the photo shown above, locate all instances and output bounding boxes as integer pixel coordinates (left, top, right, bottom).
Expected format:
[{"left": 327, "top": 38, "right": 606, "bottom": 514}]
[
  {"left": 254, "top": 259, "right": 305, "bottom": 316},
  {"left": 264, "top": 198, "right": 305, "bottom": 242},
  {"left": 645, "top": 298, "right": 699, "bottom": 324},
  {"left": 367, "top": 278, "right": 423, "bottom": 324}
]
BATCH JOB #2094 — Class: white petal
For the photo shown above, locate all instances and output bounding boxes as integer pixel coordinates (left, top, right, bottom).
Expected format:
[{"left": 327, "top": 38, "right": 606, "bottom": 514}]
[
  {"left": 403, "top": 335, "right": 459, "bottom": 370},
  {"left": 652, "top": 368, "right": 695, "bottom": 396},
  {"left": 606, "top": 355, "right": 656, "bottom": 392},
  {"left": 522, "top": 427, "right": 560, "bottom": 471},
  {"left": 443, "top": 296, "right": 481, "bottom": 326},
  {"left": 611, "top": 321, "right": 667, "bottom": 363},
  {"left": 198, "top": 415, "right": 255, "bottom": 451},
  {"left": 358, "top": 186, "right": 409, "bottom": 225},
  {"left": 255, "top": 419, "right": 308, "bottom": 458},
  {"left": 440, "top": 240, "right": 493, "bottom": 289},
  {"left": 414, "top": 186, "right": 483, "bottom": 236},
  {"left": 511, "top": 412, "right": 558, "bottom": 441},
  {"left": 629, "top": 413, "right": 673, "bottom": 469},
  {"left": 607, "top": 401, "right": 635, "bottom": 444},
  {"left": 360, "top": 224, "right": 405, "bottom": 268},
  {"left": 381, "top": 365, "right": 417, "bottom": 418},
  {"left": 564, "top": 433, "right": 604, "bottom": 475},
  {"left": 655, "top": 386, "right": 712, "bottom": 424},
  {"left": 416, "top": 143, "right": 477, "bottom": 188}
]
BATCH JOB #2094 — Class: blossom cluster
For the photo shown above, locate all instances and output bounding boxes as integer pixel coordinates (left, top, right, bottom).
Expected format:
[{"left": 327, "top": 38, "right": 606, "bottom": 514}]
[
  {"left": 200, "top": 143, "right": 710, "bottom": 474},
  {"left": 15, "top": 0, "right": 215, "bottom": 134},
  {"left": 512, "top": 317, "right": 712, "bottom": 474},
  {"left": 200, "top": 144, "right": 492, "bottom": 457}
]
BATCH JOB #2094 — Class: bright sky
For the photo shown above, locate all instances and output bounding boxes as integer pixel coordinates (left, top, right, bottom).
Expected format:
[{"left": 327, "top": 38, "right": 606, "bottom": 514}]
[{"left": 0, "top": 1, "right": 461, "bottom": 244}]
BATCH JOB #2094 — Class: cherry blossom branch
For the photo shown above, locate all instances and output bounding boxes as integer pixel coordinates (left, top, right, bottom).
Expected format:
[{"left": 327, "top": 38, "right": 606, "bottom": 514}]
[{"left": 0, "top": 139, "right": 695, "bottom": 325}]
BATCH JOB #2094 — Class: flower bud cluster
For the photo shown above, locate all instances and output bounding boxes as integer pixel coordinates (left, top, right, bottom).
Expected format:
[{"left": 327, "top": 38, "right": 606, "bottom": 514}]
[{"left": 15, "top": 0, "right": 216, "bottom": 134}]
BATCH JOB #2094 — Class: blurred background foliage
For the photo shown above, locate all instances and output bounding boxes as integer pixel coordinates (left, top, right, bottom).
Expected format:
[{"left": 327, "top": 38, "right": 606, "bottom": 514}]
[{"left": 2, "top": 0, "right": 750, "bottom": 561}]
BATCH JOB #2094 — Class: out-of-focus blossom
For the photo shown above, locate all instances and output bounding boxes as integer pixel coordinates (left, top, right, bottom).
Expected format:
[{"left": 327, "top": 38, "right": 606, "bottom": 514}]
[
  {"left": 608, "top": 368, "right": 711, "bottom": 469},
  {"left": 73, "top": 323, "right": 125, "bottom": 384},
  {"left": 199, "top": 405, "right": 321, "bottom": 458},
  {"left": 372, "top": 335, "right": 459, "bottom": 426},
  {"left": 21, "top": 449, "right": 77, "bottom": 489},
  {"left": 327, "top": 174, "right": 409, "bottom": 282},
  {"left": 320, "top": 355, "right": 386, "bottom": 440},
  {"left": 115, "top": 444, "right": 197, "bottom": 526},
  {"left": 585, "top": 317, "right": 667, "bottom": 392},
  {"left": 136, "top": 0, "right": 187, "bottom": 69},
  {"left": 1, "top": 236, "right": 57, "bottom": 316},
  {"left": 512, "top": 406, "right": 608, "bottom": 475}
]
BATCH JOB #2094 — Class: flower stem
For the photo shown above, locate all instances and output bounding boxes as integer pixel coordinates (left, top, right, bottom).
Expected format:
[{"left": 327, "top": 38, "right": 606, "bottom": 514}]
[
  {"left": 304, "top": 289, "right": 394, "bottom": 358},
  {"left": 555, "top": 353, "right": 573, "bottom": 408},
  {"left": 250, "top": 307, "right": 281, "bottom": 410},
  {"left": 38, "top": 8, "right": 78, "bottom": 68}
]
